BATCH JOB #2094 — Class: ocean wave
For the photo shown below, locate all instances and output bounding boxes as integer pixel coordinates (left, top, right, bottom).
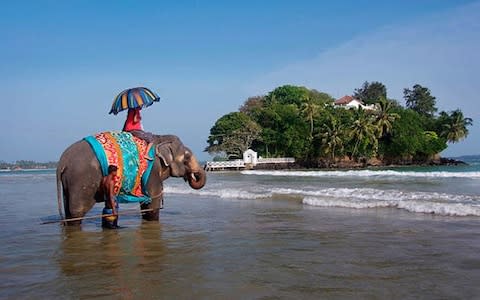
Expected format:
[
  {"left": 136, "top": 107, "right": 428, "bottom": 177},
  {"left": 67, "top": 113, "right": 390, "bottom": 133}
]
[
  {"left": 279, "top": 187, "right": 480, "bottom": 216},
  {"left": 165, "top": 185, "right": 480, "bottom": 216},
  {"left": 241, "top": 169, "right": 480, "bottom": 179},
  {"left": 164, "top": 186, "right": 271, "bottom": 200},
  {"left": 303, "top": 197, "right": 480, "bottom": 216}
]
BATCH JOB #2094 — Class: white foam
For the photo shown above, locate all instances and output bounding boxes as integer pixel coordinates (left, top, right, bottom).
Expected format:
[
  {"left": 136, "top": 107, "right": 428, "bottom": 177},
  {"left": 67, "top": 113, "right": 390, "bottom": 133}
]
[
  {"left": 272, "top": 187, "right": 476, "bottom": 203},
  {"left": 165, "top": 184, "right": 480, "bottom": 216},
  {"left": 303, "top": 197, "right": 480, "bottom": 216},
  {"left": 242, "top": 169, "right": 480, "bottom": 179},
  {"left": 300, "top": 188, "right": 480, "bottom": 216},
  {"left": 164, "top": 186, "right": 271, "bottom": 200}
]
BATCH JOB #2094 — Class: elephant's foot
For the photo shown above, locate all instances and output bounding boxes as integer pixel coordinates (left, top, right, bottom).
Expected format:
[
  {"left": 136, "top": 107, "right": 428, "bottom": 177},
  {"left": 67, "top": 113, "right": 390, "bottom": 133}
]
[
  {"left": 141, "top": 204, "right": 160, "bottom": 221},
  {"left": 64, "top": 220, "right": 82, "bottom": 226},
  {"left": 63, "top": 211, "right": 85, "bottom": 226},
  {"left": 141, "top": 210, "right": 159, "bottom": 221}
]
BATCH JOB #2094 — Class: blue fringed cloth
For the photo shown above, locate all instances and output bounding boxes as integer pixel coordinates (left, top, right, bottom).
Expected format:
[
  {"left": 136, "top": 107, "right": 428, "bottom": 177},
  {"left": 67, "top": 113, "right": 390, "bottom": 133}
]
[{"left": 84, "top": 131, "right": 155, "bottom": 204}]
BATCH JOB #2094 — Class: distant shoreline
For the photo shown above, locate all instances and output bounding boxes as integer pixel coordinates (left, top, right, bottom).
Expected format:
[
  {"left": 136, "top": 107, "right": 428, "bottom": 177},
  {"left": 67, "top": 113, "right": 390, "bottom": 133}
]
[
  {"left": 0, "top": 161, "right": 57, "bottom": 171},
  {"left": 0, "top": 168, "right": 56, "bottom": 172},
  {"left": 206, "top": 156, "right": 469, "bottom": 172}
]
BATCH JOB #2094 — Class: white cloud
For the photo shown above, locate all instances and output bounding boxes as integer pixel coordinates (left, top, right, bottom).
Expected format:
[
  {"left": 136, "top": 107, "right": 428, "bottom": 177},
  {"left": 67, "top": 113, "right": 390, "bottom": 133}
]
[{"left": 249, "top": 1, "right": 480, "bottom": 156}]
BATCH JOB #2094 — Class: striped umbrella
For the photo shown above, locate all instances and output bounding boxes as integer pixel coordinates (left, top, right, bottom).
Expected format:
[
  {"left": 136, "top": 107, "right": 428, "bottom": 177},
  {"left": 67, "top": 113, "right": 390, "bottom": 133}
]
[{"left": 109, "top": 87, "right": 160, "bottom": 115}]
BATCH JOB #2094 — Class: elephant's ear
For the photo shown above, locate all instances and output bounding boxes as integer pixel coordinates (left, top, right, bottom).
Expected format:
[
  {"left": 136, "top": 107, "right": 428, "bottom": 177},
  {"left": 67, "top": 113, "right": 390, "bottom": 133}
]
[{"left": 155, "top": 142, "right": 174, "bottom": 167}]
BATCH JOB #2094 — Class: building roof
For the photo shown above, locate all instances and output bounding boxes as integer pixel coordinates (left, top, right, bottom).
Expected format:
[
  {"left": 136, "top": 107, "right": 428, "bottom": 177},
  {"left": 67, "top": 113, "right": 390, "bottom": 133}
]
[{"left": 335, "top": 95, "right": 363, "bottom": 105}]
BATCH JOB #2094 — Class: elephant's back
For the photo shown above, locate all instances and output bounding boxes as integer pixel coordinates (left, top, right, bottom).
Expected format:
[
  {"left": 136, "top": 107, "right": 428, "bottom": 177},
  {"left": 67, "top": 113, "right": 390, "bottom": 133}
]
[
  {"left": 60, "top": 139, "right": 96, "bottom": 164},
  {"left": 58, "top": 139, "right": 102, "bottom": 181}
]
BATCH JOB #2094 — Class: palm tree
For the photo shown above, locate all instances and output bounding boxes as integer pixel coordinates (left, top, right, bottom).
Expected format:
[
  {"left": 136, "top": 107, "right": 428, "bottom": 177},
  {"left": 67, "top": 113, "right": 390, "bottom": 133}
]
[
  {"left": 374, "top": 98, "right": 400, "bottom": 138},
  {"left": 301, "top": 98, "right": 320, "bottom": 139},
  {"left": 349, "top": 109, "right": 378, "bottom": 159},
  {"left": 440, "top": 109, "right": 473, "bottom": 143},
  {"left": 318, "top": 119, "right": 344, "bottom": 162}
]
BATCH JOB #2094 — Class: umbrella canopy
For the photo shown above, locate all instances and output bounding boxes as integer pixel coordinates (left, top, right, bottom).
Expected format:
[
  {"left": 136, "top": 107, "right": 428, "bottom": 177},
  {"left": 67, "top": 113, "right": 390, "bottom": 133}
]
[{"left": 109, "top": 87, "right": 160, "bottom": 115}]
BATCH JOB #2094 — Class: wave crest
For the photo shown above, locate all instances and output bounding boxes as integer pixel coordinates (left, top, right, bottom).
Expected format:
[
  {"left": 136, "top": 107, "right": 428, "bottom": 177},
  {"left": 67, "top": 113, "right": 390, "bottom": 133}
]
[
  {"left": 241, "top": 170, "right": 480, "bottom": 179},
  {"left": 165, "top": 185, "right": 480, "bottom": 216}
]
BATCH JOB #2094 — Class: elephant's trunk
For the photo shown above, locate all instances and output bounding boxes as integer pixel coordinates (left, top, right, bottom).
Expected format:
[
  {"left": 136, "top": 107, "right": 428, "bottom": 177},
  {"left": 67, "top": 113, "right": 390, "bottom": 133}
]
[{"left": 188, "top": 169, "right": 206, "bottom": 189}]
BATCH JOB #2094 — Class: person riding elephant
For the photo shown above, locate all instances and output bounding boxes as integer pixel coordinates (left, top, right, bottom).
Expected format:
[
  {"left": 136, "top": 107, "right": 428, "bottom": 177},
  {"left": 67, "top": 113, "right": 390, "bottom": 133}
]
[
  {"left": 123, "top": 107, "right": 156, "bottom": 141},
  {"left": 56, "top": 134, "right": 206, "bottom": 225},
  {"left": 123, "top": 108, "right": 155, "bottom": 158}
]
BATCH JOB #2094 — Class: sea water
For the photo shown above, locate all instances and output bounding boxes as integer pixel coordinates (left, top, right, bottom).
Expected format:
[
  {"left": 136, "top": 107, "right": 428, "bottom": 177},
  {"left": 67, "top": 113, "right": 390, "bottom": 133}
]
[
  {"left": 0, "top": 159, "right": 479, "bottom": 298},
  {"left": 171, "top": 157, "right": 480, "bottom": 217}
]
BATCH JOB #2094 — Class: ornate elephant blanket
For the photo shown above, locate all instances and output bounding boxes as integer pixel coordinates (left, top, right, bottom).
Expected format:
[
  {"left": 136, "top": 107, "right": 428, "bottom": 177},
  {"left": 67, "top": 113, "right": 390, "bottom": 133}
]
[{"left": 84, "top": 131, "right": 155, "bottom": 204}]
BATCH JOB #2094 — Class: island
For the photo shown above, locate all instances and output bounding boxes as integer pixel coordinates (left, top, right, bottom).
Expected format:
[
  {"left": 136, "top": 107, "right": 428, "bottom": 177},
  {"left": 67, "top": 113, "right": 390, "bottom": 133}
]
[{"left": 205, "top": 82, "right": 472, "bottom": 169}]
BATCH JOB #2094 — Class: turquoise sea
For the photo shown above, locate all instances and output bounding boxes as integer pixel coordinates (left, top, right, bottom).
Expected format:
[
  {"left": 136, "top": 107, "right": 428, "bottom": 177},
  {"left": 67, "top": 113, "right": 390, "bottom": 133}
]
[{"left": 0, "top": 157, "right": 479, "bottom": 298}]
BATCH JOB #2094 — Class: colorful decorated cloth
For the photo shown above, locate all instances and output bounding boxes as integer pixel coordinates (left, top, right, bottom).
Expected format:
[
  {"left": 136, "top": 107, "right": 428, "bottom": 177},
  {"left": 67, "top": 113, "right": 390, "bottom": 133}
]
[{"left": 84, "top": 131, "right": 155, "bottom": 204}]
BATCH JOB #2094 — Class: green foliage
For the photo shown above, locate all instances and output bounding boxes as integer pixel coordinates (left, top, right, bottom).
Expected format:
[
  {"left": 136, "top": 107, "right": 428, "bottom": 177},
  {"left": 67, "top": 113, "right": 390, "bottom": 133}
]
[
  {"left": 316, "top": 117, "right": 346, "bottom": 161},
  {"left": 206, "top": 83, "right": 471, "bottom": 165},
  {"left": 437, "top": 109, "right": 473, "bottom": 143},
  {"left": 206, "top": 112, "right": 261, "bottom": 159},
  {"left": 0, "top": 160, "right": 57, "bottom": 169},
  {"left": 255, "top": 102, "right": 310, "bottom": 158},
  {"left": 380, "top": 108, "right": 424, "bottom": 158},
  {"left": 418, "top": 131, "right": 447, "bottom": 156},
  {"left": 347, "top": 109, "right": 378, "bottom": 159},
  {"left": 373, "top": 98, "right": 400, "bottom": 138},
  {"left": 265, "top": 85, "right": 334, "bottom": 107},
  {"left": 353, "top": 81, "right": 387, "bottom": 105},
  {"left": 239, "top": 95, "right": 265, "bottom": 119},
  {"left": 301, "top": 98, "right": 320, "bottom": 139},
  {"left": 404, "top": 84, "right": 437, "bottom": 117},
  {"left": 379, "top": 108, "right": 447, "bottom": 159}
]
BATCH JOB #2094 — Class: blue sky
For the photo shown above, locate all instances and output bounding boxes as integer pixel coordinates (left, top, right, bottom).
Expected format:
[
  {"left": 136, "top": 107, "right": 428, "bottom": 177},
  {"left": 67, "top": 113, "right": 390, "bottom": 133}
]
[{"left": 0, "top": 0, "right": 478, "bottom": 162}]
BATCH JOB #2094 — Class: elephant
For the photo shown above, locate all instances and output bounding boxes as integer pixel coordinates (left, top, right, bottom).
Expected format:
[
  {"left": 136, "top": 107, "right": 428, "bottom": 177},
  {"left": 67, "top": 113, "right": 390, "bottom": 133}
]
[{"left": 56, "top": 134, "right": 206, "bottom": 225}]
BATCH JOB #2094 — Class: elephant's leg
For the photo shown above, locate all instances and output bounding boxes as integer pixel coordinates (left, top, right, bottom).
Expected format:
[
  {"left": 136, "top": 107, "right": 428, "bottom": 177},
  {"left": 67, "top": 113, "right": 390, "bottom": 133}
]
[
  {"left": 58, "top": 139, "right": 104, "bottom": 225},
  {"left": 141, "top": 187, "right": 163, "bottom": 221},
  {"left": 141, "top": 202, "right": 159, "bottom": 221},
  {"left": 64, "top": 186, "right": 97, "bottom": 226}
]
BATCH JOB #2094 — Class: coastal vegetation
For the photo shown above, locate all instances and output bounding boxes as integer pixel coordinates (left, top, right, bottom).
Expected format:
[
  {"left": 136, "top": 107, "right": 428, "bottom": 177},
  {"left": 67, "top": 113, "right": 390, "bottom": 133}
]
[
  {"left": 206, "top": 82, "right": 472, "bottom": 167},
  {"left": 0, "top": 160, "right": 57, "bottom": 170}
]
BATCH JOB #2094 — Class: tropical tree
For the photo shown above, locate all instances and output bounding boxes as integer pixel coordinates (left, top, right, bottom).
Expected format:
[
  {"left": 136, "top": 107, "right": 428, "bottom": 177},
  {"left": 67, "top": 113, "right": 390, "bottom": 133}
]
[
  {"left": 373, "top": 98, "right": 400, "bottom": 138},
  {"left": 318, "top": 118, "right": 345, "bottom": 162},
  {"left": 301, "top": 97, "right": 320, "bottom": 139},
  {"left": 264, "top": 85, "right": 334, "bottom": 108},
  {"left": 206, "top": 112, "right": 261, "bottom": 158},
  {"left": 404, "top": 84, "right": 437, "bottom": 117},
  {"left": 379, "top": 105, "right": 449, "bottom": 161},
  {"left": 439, "top": 109, "right": 473, "bottom": 143},
  {"left": 353, "top": 81, "right": 387, "bottom": 105},
  {"left": 348, "top": 109, "right": 378, "bottom": 159},
  {"left": 212, "top": 125, "right": 261, "bottom": 159},
  {"left": 239, "top": 95, "right": 265, "bottom": 119},
  {"left": 264, "top": 85, "right": 309, "bottom": 107},
  {"left": 206, "top": 83, "right": 473, "bottom": 166},
  {"left": 417, "top": 131, "right": 447, "bottom": 157}
]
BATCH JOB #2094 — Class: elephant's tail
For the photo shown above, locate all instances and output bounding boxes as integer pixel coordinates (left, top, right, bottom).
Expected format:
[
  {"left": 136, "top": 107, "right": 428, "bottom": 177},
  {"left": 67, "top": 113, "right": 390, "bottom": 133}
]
[{"left": 56, "top": 164, "right": 65, "bottom": 221}]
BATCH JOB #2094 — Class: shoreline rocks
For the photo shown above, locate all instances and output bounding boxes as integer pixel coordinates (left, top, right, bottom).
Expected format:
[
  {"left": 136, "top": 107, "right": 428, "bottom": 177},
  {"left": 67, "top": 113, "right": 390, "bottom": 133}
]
[
  {"left": 254, "top": 156, "right": 467, "bottom": 171},
  {"left": 205, "top": 156, "right": 467, "bottom": 172}
]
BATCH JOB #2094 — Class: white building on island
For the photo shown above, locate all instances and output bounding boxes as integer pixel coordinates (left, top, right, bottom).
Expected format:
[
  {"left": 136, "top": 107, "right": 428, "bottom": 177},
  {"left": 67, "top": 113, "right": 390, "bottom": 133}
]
[
  {"left": 243, "top": 149, "right": 258, "bottom": 166},
  {"left": 334, "top": 95, "right": 376, "bottom": 110}
]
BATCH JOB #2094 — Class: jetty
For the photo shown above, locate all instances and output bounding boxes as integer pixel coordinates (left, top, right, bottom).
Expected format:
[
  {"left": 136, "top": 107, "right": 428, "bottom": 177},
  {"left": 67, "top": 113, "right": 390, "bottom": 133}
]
[{"left": 205, "top": 149, "right": 295, "bottom": 171}]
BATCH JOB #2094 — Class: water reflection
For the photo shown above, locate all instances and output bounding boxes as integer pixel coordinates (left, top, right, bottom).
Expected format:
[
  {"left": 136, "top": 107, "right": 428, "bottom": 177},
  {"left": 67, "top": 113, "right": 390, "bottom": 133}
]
[
  {"left": 57, "top": 222, "right": 167, "bottom": 299},
  {"left": 56, "top": 220, "right": 211, "bottom": 298}
]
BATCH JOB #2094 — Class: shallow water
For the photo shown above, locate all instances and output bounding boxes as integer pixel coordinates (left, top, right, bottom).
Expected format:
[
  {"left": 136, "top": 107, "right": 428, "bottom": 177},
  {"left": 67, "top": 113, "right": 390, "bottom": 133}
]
[{"left": 1, "top": 166, "right": 480, "bottom": 299}]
